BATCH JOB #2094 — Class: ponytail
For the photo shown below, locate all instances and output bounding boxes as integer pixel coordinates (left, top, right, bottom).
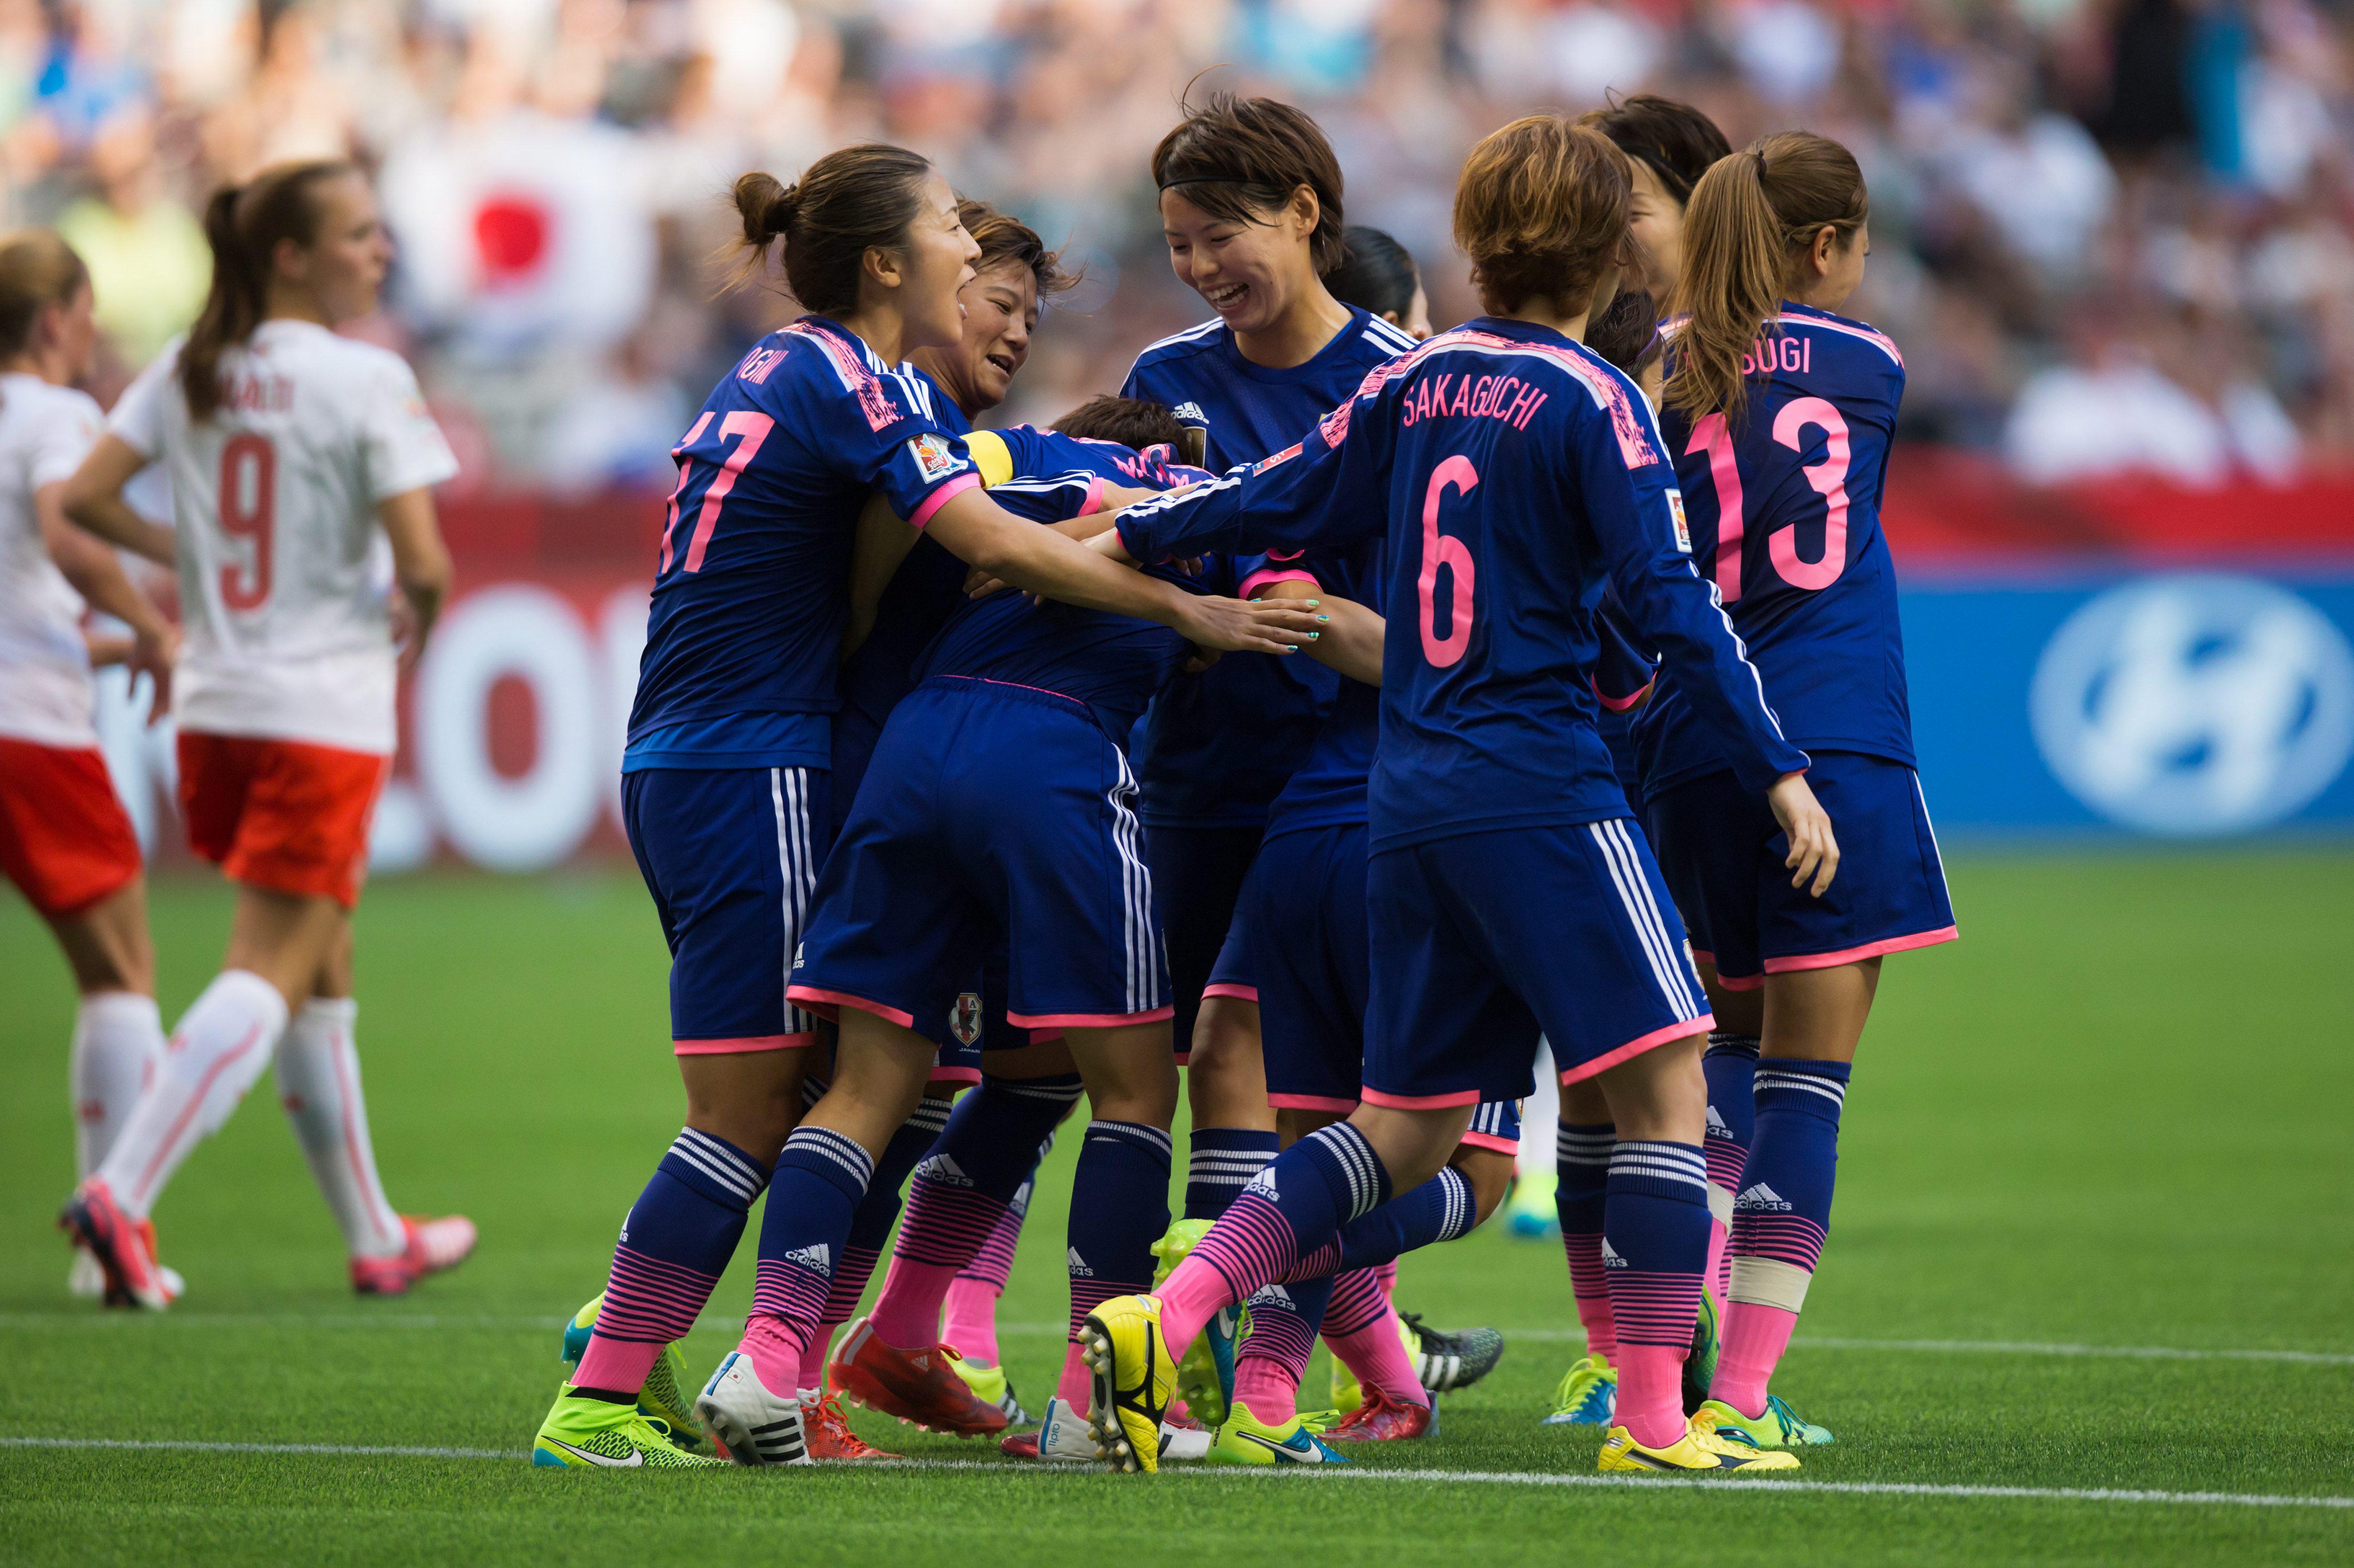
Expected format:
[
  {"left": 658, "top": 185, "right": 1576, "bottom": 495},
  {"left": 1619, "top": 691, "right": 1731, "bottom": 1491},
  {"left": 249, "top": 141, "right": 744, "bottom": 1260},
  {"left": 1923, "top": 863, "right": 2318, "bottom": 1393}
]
[
  {"left": 1665, "top": 132, "right": 1866, "bottom": 424},
  {"left": 181, "top": 160, "right": 353, "bottom": 423},
  {"left": 726, "top": 145, "right": 934, "bottom": 315}
]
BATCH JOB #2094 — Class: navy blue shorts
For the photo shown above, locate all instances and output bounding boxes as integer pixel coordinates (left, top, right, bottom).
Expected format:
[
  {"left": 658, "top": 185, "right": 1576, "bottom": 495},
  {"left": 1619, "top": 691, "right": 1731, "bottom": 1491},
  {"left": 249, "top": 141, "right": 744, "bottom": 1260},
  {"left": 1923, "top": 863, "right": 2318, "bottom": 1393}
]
[
  {"left": 1645, "top": 752, "right": 1957, "bottom": 992},
  {"left": 1245, "top": 822, "right": 1522, "bottom": 1152},
  {"left": 790, "top": 679, "right": 1171, "bottom": 1034},
  {"left": 1147, "top": 820, "right": 1263, "bottom": 1062},
  {"left": 622, "top": 765, "right": 830, "bottom": 1055},
  {"left": 1366, "top": 820, "right": 1713, "bottom": 1104}
]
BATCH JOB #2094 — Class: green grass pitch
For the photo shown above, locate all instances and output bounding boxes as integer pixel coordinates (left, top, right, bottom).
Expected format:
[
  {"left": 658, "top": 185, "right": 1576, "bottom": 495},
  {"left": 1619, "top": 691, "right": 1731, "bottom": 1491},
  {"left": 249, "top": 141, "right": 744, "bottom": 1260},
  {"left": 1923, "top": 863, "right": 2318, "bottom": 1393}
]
[{"left": 3, "top": 852, "right": 2352, "bottom": 1563}]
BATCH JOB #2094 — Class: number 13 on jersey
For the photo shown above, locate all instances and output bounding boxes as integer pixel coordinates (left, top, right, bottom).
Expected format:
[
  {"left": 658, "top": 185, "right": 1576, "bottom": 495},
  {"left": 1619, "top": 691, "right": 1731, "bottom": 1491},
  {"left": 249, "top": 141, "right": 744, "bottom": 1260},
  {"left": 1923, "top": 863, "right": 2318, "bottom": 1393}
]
[{"left": 1682, "top": 397, "right": 1853, "bottom": 603}]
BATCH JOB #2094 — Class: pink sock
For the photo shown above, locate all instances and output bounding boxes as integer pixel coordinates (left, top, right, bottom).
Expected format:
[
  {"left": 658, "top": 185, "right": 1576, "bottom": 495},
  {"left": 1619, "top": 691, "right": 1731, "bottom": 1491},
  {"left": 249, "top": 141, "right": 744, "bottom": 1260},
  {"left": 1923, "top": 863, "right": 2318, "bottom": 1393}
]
[
  {"left": 739, "top": 1314, "right": 809, "bottom": 1397},
  {"left": 1055, "top": 1342, "right": 1091, "bottom": 1411},
  {"left": 573, "top": 1335, "right": 663, "bottom": 1394},
  {"left": 1563, "top": 1233, "right": 1617, "bottom": 1361},
  {"left": 797, "top": 1329, "right": 829, "bottom": 1393},
  {"left": 1156, "top": 1255, "right": 1233, "bottom": 1354},
  {"left": 1710, "top": 1303, "right": 1798, "bottom": 1419},
  {"left": 1328, "top": 1314, "right": 1428, "bottom": 1407},
  {"left": 1234, "top": 1357, "right": 1301, "bottom": 1426},
  {"left": 1704, "top": 1216, "right": 1730, "bottom": 1314},
  {"left": 941, "top": 1277, "right": 1002, "bottom": 1365},
  {"left": 1375, "top": 1259, "right": 1398, "bottom": 1299},
  {"left": 1615, "top": 1342, "right": 1687, "bottom": 1447},
  {"left": 868, "top": 1255, "right": 960, "bottom": 1351}
]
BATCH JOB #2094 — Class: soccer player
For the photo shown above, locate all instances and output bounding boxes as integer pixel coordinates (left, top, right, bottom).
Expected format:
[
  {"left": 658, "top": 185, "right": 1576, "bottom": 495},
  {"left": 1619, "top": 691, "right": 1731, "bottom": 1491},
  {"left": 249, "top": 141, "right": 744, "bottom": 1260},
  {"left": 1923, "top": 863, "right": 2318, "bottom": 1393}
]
[
  {"left": 534, "top": 144, "right": 1315, "bottom": 1470},
  {"left": 1324, "top": 226, "right": 1433, "bottom": 340},
  {"left": 1543, "top": 97, "right": 1748, "bottom": 1432},
  {"left": 1081, "top": 114, "right": 1834, "bottom": 1478},
  {"left": 1119, "top": 90, "right": 1420, "bottom": 1421},
  {"left": 56, "top": 161, "right": 476, "bottom": 1307},
  {"left": 0, "top": 230, "right": 183, "bottom": 1303},
  {"left": 1645, "top": 132, "right": 1956, "bottom": 1450}
]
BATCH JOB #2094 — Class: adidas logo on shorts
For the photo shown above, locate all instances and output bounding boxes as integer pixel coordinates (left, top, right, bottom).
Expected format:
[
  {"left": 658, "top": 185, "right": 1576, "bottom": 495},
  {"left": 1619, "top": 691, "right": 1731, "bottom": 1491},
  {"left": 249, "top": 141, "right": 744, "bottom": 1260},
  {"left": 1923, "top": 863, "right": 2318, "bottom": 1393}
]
[
  {"left": 1736, "top": 1183, "right": 1793, "bottom": 1212},
  {"left": 781, "top": 1243, "right": 833, "bottom": 1276}
]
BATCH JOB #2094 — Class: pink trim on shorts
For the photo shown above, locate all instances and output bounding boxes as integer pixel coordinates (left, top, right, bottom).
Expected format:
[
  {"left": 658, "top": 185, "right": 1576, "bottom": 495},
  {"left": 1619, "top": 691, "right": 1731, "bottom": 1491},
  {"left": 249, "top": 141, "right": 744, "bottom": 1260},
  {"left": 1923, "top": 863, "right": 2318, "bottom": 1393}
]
[
  {"left": 1591, "top": 676, "right": 1656, "bottom": 713},
  {"left": 1690, "top": 947, "right": 1717, "bottom": 966},
  {"left": 1713, "top": 969, "right": 1766, "bottom": 992},
  {"left": 785, "top": 985, "right": 916, "bottom": 1030},
  {"left": 1201, "top": 983, "right": 1259, "bottom": 1003},
  {"left": 1005, "top": 1005, "right": 1176, "bottom": 1029},
  {"left": 1763, "top": 926, "right": 1959, "bottom": 974},
  {"left": 1559, "top": 1014, "right": 1717, "bottom": 1084},
  {"left": 1359, "top": 1085, "right": 1482, "bottom": 1109},
  {"left": 1237, "top": 568, "right": 1320, "bottom": 599},
  {"left": 1457, "top": 1130, "right": 1521, "bottom": 1155},
  {"left": 1267, "top": 1093, "right": 1359, "bottom": 1114},
  {"left": 1173, "top": 1050, "right": 1193, "bottom": 1066},
  {"left": 672, "top": 1033, "right": 818, "bottom": 1056},
  {"left": 927, "top": 1064, "right": 984, "bottom": 1086},
  {"left": 909, "top": 473, "right": 981, "bottom": 530}
]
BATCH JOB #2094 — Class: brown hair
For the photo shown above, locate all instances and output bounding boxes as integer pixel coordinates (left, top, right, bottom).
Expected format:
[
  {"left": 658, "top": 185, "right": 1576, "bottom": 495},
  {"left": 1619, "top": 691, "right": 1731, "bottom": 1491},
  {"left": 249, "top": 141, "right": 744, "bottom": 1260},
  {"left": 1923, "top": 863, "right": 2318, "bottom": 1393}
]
[
  {"left": 1453, "top": 116, "right": 1630, "bottom": 318},
  {"left": 1151, "top": 90, "right": 1347, "bottom": 273},
  {"left": 0, "top": 229, "right": 90, "bottom": 362},
  {"left": 1586, "top": 288, "right": 1662, "bottom": 379},
  {"left": 1665, "top": 132, "right": 1867, "bottom": 423},
  {"left": 731, "top": 144, "right": 936, "bottom": 315},
  {"left": 182, "top": 160, "right": 355, "bottom": 422},
  {"left": 1576, "top": 95, "right": 1732, "bottom": 207},
  {"left": 961, "top": 199, "right": 1076, "bottom": 302},
  {"left": 1052, "top": 394, "right": 1187, "bottom": 450}
]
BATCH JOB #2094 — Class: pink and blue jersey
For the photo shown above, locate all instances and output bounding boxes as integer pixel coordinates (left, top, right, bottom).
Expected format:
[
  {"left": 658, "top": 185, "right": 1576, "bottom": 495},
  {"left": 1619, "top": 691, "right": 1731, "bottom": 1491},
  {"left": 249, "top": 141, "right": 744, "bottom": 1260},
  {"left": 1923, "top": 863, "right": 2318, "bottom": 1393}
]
[
  {"left": 1634, "top": 302, "right": 1911, "bottom": 796},
  {"left": 625, "top": 318, "right": 979, "bottom": 772},
  {"left": 1119, "top": 307, "right": 1417, "bottom": 827},
  {"left": 1117, "top": 315, "right": 1808, "bottom": 852}
]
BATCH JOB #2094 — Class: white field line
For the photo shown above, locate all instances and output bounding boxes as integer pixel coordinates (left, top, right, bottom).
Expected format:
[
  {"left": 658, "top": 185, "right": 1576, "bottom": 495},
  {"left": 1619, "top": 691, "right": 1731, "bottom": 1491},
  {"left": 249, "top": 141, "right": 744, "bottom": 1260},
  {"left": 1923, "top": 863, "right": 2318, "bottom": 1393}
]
[
  {"left": 6, "top": 1313, "right": 2349, "bottom": 1367},
  {"left": 3, "top": 1438, "right": 2349, "bottom": 1512}
]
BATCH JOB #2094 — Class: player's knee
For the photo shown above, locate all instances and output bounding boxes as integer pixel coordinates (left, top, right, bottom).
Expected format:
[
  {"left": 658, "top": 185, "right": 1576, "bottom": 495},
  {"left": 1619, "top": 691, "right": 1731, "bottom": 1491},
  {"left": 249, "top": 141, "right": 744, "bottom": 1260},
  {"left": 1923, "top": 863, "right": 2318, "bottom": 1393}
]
[{"left": 1450, "top": 1146, "right": 1517, "bottom": 1227}]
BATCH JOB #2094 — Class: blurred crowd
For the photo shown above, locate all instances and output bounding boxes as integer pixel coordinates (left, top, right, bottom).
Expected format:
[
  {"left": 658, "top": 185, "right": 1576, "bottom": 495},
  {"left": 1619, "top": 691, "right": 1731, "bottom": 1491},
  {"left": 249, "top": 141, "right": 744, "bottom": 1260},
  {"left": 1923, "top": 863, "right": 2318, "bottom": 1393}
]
[{"left": 4, "top": 0, "right": 2351, "bottom": 492}]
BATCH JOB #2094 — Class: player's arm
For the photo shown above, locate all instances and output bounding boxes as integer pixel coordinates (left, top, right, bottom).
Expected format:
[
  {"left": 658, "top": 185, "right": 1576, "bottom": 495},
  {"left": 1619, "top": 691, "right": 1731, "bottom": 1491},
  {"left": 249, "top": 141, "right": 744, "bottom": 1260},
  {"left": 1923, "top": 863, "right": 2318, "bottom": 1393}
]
[
  {"left": 37, "top": 479, "right": 176, "bottom": 722},
  {"left": 843, "top": 489, "right": 918, "bottom": 660},
  {"left": 60, "top": 435, "right": 176, "bottom": 567},
  {"left": 1588, "top": 432, "right": 1834, "bottom": 893},
  {"left": 1248, "top": 573, "right": 1379, "bottom": 686},
  {"left": 923, "top": 484, "right": 1320, "bottom": 657},
  {"left": 1109, "top": 403, "right": 1388, "bottom": 568},
  {"left": 378, "top": 487, "right": 452, "bottom": 667},
  {"left": 1593, "top": 602, "right": 1657, "bottom": 715}
]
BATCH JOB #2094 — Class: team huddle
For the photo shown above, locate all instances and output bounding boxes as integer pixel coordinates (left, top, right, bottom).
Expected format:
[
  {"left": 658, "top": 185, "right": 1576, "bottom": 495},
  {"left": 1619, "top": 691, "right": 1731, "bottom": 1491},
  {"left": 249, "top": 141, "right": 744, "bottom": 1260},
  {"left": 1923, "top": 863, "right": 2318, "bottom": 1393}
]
[{"left": 11, "top": 86, "right": 1955, "bottom": 1481}]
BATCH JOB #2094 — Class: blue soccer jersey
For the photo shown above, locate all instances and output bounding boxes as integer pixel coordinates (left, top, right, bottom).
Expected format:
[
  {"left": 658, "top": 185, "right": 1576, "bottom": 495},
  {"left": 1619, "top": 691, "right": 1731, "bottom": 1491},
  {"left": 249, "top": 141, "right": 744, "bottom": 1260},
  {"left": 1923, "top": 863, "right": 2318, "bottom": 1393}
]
[
  {"left": 1259, "top": 538, "right": 1383, "bottom": 841},
  {"left": 1119, "top": 307, "right": 1417, "bottom": 827},
  {"left": 1117, "top": 315, "right": 1809, "bottom": 852},
  {"left": 1634, "top": 302, "right": 1911, "bottom": 796},
  {"left": 626, "top": 319, "right": 980, "bottom": 762}
]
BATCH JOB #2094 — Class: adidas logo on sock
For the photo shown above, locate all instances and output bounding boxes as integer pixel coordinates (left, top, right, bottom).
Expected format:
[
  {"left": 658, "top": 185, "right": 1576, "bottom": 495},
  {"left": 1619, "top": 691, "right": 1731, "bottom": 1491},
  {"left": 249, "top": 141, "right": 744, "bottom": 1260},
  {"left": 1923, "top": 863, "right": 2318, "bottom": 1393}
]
[
  {"left": 1248, "top": 1285, "right": 1295, "bottom": 1310},
  {"left": 1736, "top": 1183, "right": 1793, "bottom": 1212},
  {"left": 1601, "top": 1240, "right": 1626, "bottom": 1269},
  {"left": 1067, "top": 1246, "right": 1094, "bottom": 1278},
  {"left": 1244, "top": 1166, "right": 1278, "bottom": 1199},
  {"left": 914, "top": 1153, "right": 974, "bottom": 1188},
  {"left": 782, "top": 1243, "right": 833, "bottom": 1275},
  {"left": 1705, "top": 1107, "right": 1733, "bottom": 1137}
]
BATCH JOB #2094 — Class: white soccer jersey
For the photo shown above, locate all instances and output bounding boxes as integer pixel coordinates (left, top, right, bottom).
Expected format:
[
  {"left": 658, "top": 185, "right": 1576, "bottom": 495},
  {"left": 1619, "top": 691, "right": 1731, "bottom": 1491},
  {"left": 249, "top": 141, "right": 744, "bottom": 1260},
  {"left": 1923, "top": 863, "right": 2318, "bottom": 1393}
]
[
  {"left": 0, "top": 372, "right": 106, "bottom": 747},
  {"left": 110, "top": 321, "right": 458, "bottom": 754}
]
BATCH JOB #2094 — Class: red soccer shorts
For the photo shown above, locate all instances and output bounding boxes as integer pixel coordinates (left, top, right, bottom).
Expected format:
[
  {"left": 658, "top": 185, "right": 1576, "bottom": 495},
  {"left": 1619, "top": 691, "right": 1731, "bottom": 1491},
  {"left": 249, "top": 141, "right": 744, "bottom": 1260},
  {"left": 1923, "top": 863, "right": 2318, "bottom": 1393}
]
[
  {"left": 177, "top": 732, "right": 390, "bottom": 911},
  {"left": 0, "top": 737, "right": 143, "bottom": 919}
]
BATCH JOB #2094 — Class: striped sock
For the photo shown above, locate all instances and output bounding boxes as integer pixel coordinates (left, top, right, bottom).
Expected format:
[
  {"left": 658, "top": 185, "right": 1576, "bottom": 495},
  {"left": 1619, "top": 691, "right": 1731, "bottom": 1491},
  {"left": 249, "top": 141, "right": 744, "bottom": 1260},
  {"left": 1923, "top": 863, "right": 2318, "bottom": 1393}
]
[
  {"left": 1283, "top": 1165, "right": 1478, "bottom": 1282},
  {"left": 941, "top": 1150, "right": 1044, "bottom": 1366},
  {"left": 1326, "top": 1266, "right": 1426, "bottom": 1407},
  {"left": 1702, "top": 1033, "right": 1760, "bottom": 1305},
  {"left": 1603, "top": 1138, "right": 1710, "bottom": 1448},
  {"left": 1066, "top": 1120, "right": 1173, "bottom": 1353},
  {"left": 1554, "top": 1122, "right": 1616, "bottom": 1362},
  {"left": 1713, "top": 1058, "right": 1851, "bottom": 1418},
  {"left": 1184, "top": 1127, "right": 1279, "bottom": 1220},
  {"left": 741, "top": 1127, "right": 873, "bottom": 1396},
  {"left": 1233, "top": 1278, "right": 1331, "bottom": 1425},
  {"left": 805, "top": 1093, "right": 952, "bottom": 1386},
  {"left": 575, "top": 1127, "right": 768, "bottom": 1395}
]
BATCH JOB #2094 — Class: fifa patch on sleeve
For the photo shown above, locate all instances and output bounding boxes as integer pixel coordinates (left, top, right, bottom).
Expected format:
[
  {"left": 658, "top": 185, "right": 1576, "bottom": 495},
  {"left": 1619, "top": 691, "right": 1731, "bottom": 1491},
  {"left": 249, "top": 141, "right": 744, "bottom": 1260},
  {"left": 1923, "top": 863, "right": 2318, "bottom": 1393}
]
[
  {"left": 908, "top": 432, "right": 968, "bottom": 483},
  {"left": 1666, "top": 490, "right": 1691, "bottom": 554}
]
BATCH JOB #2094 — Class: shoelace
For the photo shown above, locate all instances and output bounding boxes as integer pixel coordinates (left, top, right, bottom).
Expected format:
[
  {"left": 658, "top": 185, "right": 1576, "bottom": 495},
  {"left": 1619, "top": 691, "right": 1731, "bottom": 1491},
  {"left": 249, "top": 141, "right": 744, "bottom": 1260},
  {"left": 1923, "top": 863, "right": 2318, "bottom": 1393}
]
[
  {"left": 1551, "top": 1361, "right": 1607, "bottom": 1413},
  {"left": 811, "top": 1394, "right": 886, "bottom": 1454},
  {"left": 1765, "top": 1394, "right": 1814, "bottom": 1436}
]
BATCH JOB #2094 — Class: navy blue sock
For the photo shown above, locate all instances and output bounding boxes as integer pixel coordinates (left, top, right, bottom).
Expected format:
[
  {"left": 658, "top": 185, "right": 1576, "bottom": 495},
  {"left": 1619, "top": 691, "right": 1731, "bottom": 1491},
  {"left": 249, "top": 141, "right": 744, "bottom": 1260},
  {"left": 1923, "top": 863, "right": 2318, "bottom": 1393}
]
[
  {"left": 923, "top": 1073, "right": 1084, "bottom": 1204},
  {"left": 1065, "top": 1120, "right": 1174, "bottom": 1339},
  {"left": 1702, "top": 1033, "right": 1761, "bottom": 1204},
  {"left": 845, "top": 1095, "right": 955, "bottom": 1255},
  {"left": 1554, "top": 1121, "right": 1617, "bottom": 1359},
  {"left": 1284, "top": 1165, "right": 1478, "bottom": 1280},
  {"left": 748, "top": 1127, "right": 874, "bottom": 1380},
  {"left": 1732, "top": 1060, "right": 1851, "bottom": 1288},
  {"left": 576, "top": 1127, "right": 768, "bottom": 1390},
  {"left": 1604, "top": 1139, "right": 1711, "bottom": 1446},
  {"left": 1188, "top": 1123, "right": 1392, "bottom": 1293},
  {"left": 1184, "top": 1127, "right": 1279, "bottom": 1221}
]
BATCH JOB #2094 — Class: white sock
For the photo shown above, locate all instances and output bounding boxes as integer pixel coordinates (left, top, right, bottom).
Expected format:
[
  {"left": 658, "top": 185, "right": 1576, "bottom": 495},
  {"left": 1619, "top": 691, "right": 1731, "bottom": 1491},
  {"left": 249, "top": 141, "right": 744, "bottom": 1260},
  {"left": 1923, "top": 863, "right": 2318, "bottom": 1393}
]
[
  {"left": 274, "top": 997, "right": 406, "bottom": 1259},
  {"left": 95, "top": 970, "right": 288, "bottom": 1219},
  {"left": 72, "top": 991, "right": 166, "bottom": 1178}
]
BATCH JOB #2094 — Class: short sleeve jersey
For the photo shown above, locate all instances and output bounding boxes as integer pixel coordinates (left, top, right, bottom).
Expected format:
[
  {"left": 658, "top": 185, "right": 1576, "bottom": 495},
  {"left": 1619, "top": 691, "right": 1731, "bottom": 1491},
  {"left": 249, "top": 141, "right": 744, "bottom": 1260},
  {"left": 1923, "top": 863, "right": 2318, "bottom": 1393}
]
[
  {"left": 1635, "top": 303, "right": 1911, "bottom": 796},
  {"left": 626, "top": 319, "right": 981, "bottom": 763},
  {"left": 1118, "top": 306, "right": 1417, "bottom": 827},
  {"left": 1117, "top": 316, "right": 1808, "bottom": 852},
  {"left": 109, "top": 322, "right": 458, "bottom": 754},
  {"left": 0, "top": 374, "right": 106, "bottom": 746}
]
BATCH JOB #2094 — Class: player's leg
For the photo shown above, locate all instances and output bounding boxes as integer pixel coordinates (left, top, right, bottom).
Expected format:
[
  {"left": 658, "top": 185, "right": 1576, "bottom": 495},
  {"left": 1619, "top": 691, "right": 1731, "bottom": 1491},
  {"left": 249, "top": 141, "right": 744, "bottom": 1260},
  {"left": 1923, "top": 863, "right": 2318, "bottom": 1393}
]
[
  {"left": 1154, "top": 824, "right": 1279, "bottom": 1231},
  {"left": 49, "top": 880, "right": 162, "bottom": 1176}
]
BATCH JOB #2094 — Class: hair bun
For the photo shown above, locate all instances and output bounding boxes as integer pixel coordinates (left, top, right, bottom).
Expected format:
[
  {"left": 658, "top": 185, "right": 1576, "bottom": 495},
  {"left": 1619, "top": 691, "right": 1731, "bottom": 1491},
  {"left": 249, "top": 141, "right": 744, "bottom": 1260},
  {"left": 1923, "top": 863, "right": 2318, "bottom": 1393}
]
[{"left": 731, "top": 171, "right": 798, "bottom": 248}]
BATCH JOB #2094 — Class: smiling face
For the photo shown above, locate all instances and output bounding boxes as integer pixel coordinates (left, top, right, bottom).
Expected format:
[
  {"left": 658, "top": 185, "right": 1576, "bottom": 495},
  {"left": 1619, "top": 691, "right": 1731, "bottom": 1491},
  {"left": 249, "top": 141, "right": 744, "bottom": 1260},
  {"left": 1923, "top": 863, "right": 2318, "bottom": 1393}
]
[
  {"left": 883, "top": 170, "right": 983, "bottom": 354},
  {"left": 941, "top": 260, "right": 1039, "bottom": 414},
  {"left": 1160, "top": 186, "right": 1320, "bottom": 338},
  {"left": 274, "top": 172, "right": 393, "bottom": 325}
]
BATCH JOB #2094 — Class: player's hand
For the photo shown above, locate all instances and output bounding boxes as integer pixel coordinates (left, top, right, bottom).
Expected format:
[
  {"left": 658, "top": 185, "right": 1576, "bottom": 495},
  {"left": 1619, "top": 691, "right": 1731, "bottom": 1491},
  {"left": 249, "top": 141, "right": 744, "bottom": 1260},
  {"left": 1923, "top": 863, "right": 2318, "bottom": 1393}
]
[
  {"left": 393, "top": 594, "right": 431, "bottom": 674},
  {"left": 129, "top": 623, "right": 177, "bottom": 726},
  {"left": 1181, "top": 645, "right": 1221, "bottom": 674},
  {"left": 963, "top": 564, "right": 1010, "bottom": 599},
  {"left": 1179, "top": 595, "right": 1321, "bottom": 656},
  {"left": 1768, "top": 772, "right": 1838, "bottom": 896}
]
